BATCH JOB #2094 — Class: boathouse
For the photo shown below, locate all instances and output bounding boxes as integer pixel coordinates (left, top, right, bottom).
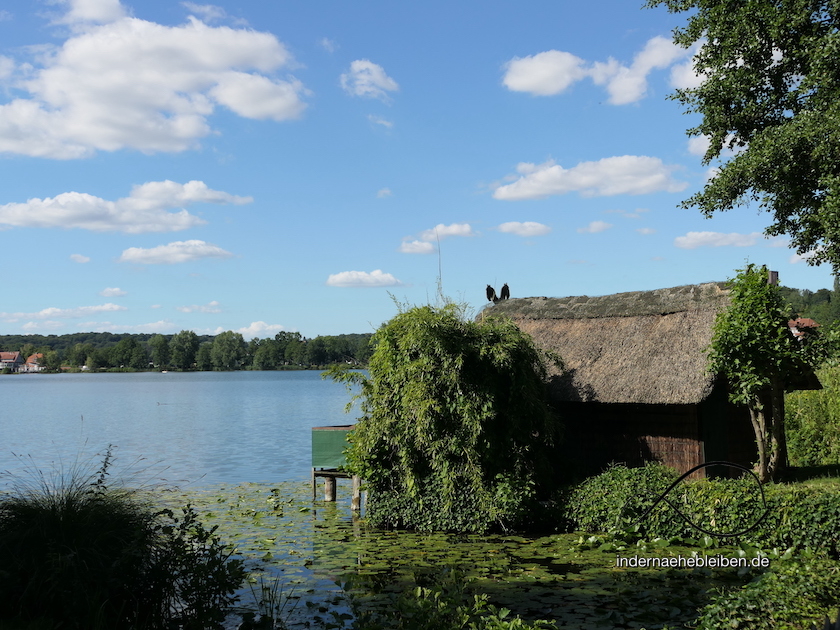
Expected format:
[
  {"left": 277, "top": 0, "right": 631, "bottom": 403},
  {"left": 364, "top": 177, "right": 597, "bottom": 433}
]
[{"left": 486, "top": 282, "right": 820, "bottom": 478}]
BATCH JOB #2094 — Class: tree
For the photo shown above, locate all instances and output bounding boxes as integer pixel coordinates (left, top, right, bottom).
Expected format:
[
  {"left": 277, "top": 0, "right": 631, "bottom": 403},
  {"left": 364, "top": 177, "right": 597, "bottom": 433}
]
[
  {"left": 328, "top": 302, "right": 561, "bottom": 533},
  {"left": 149, "top": 334, "right": 170, "bottom": 369},
  {"left": 170, "top": 330, "right": 199, "bottom": 370},
  {"left": 210, "top": 331, "right": 245, "bottom": 370},
  {"left": 195, "top": 343, "right": 213, "bottom": 371},
  {"left": 707, "top": 266, "right": 823, "bottom": 482},
  {"left": 649, "top": 0, "right": 840, "bottom": 271}
]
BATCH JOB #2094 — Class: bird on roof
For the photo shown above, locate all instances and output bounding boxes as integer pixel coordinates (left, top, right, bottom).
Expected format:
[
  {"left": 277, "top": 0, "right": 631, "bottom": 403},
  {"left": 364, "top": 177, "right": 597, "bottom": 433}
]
[
  {"left": 500, "top": 283, "right": 510, "bottom": 301},
  {"left": 486, "top": 284, "right": 497, "bottom": 303}
]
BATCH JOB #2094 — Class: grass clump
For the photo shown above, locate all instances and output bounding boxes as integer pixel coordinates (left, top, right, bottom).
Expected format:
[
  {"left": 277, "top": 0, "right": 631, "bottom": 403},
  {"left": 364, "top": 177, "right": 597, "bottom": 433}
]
[{"left": 0, "top": 447, "right": 246, "bottom": 629}]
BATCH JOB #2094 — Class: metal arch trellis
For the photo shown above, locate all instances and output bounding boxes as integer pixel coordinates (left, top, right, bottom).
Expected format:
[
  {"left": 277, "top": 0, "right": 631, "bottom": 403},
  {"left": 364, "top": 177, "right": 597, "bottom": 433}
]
[{"left": 632, "top": 461, "right": 771, "bottom": 538}]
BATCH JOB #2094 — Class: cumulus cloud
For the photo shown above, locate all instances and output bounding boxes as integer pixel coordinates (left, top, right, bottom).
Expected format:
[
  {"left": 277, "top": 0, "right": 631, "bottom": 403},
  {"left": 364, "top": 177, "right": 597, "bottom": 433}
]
[
  {"left": 181, "top": 2, "right": 229, "bottom": 23},
  {"left": 0, "top": 7, "right": 308, "bottom": 158},
  {"left": 493, "top": 156, "right": 686, "bottom": 200},
  {"left": 326, "top": 269, "right": 403, "bottom": 287},
  {"left": 0, "top": 180, "right": 251, "bottom": 233},
  {"left": 100, "top": 287, "right": 127, "bottom": 297},
  {"left": 577, "top": 220, "right": 613, "bottom": 234},
  {"left": 340, "top": 59, "right": 399, "bottom": 102},
  {"left": 377, "top": 187, "right": 392, "bottom": 198},
  {"left": 636, "top": 227, "right": 656, "bottom": 235},
  {"left": 70, "top": 253, "right": 90, "bottom": 263},
  {"left": 399, "top": 240, "right": 436, "bottom": 254},
  {"left": 502, "top": 36, "right": 688, "bottom": 105},
  {"left": 498, "top": 221, "right": 551, "bottom": 237},
  {"left": 83, "top": 319, "right": 178, "bottom": 333},
  {"left": 22, "top": 320, "right": 65, "bottom": 331},
  {"left": 176, "top": 300, "right": 221, "bottom": 313},
  {"left": 670, "top": 43, "right": 706, "bottom": 89},
  {"left": 320, "top": 37, "right": 337, "bottom": 53},
  {"left": 674, "top": 231, "right": 763, "bottom": 249},
  {"left": 418, "top": 223, "right": 475, "bottom": 241},
  {"left": 119, "top": 240, "right": 234, "bottom": 264},
  {"left": 236, "top": 321, "right": 285, "bottom": 339},
  {"left": 1, "top": 303, "right": 126, "bottom": 322}
]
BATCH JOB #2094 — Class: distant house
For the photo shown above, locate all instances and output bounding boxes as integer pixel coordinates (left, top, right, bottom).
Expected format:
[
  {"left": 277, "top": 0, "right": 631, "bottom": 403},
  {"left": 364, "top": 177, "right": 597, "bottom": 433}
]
[
  {"left": 486, "top": 282, "right": 821, "bottom": 479},
  {"left": 0, "top": 351, "right": 24, "bottom": 372},
  {"left": 22, "top": 353, "right": 44, "bottom": 373}
]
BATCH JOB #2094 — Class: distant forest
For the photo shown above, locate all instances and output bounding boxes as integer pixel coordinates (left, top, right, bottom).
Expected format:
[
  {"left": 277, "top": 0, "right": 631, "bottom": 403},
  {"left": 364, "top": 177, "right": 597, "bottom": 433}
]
[
  {"left": 2, "top": 280, "right": 839, "bottom": 372},
  {"left": 0, "top": 330, "right": 373, "bottom": 372}
]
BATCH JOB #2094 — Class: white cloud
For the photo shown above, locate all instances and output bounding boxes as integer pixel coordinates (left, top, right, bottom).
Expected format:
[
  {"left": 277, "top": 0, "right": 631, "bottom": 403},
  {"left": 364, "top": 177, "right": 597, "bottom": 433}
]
[
  {"left": 493, "top": 156, "right": 686, "bottom": 200},
  {"left": 1, "top": 303, "right": 126, "bottom": 322},
  {"left": 368, "top": 115, "right": 394, "bottom": 128},
  {"left": 176, "top": 300, "right": 221, "bottom": 313},
  {"left": 498, "top": 221, "right": 551, "bottom": 237},
  {"left": 320, "top": 37, "right": 337, "bottom": 53},
  {"left": 399, "top": 240, "right": 436, "bottom": 254},
  {"left": 670, "top": 43, "right": 706, "bottom": 89},
  {"left": 0, "top": 56, "right": 13, "bottom": 80},
  {"left": 119, "top": 240, "right": 234, "bottom": 264},
  {"left": 577, "top": 220, "right": 613, "bottom": 234},
  {"left": 790, "top": 250, "right": 819, "bottom": 264},
  {"left": 0, "top": 180, "right": 251, "bottom": 233},
  {"left": 418, "top": 223, "right": 475, "bottom": 241},
  {"left": 181, "top": 3, "right": 228, "bottom": 22},
  {"left": 377, "top": 187, "right": 392, "bottom": 198},
  {"left": 636, "top": 227, "right": 656, "bottom": 235},
  {"left": 57, "top": 0, "right": 127, "bottom": 25},
  {"left": 70, "top": 253, "right": 90, "bottom": 263},
  {"left": 236, "top": 321, "right": 285, "bottom": 339},
  {"left": 687, "top": 135, "right": 711, "bottom": 157},
  {"left": 674, "top": 231, "right": 763, "bottom": 249},
  {"left": 502, "top": 50, "right": 588, "bottom": 96},
  {"left": 340, "top": 59, "right": 399, "bottom": 102},
  {"left": 83, "top": 319, "right": 178, "bottom": 333},
  {"left": 100, "top": 287, "right": 127, "bottom": 297},
  {"left": 326, "top": 269, "right": 403, "bottom": 287},
  {"left": 502, "top": 36, "right": 688, "bottom": 105},
  {"left": 0, "top": 10, "right": 12, "bottom": 22},
  {"left": 22, "top": 320, "right": 65, "bottom": 331},
  {"left": 0, "top": 11, "right": 307, "bottom": 158}
]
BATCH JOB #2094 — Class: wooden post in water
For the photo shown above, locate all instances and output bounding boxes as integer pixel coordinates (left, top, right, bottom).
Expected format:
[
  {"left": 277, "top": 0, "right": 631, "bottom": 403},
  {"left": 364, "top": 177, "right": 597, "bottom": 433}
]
[
  {"left": 324, "top": 475, "right": 337, "bottom": 502},
  {"left": 351, "top": 475, "right": 361, "bottom": 511}
]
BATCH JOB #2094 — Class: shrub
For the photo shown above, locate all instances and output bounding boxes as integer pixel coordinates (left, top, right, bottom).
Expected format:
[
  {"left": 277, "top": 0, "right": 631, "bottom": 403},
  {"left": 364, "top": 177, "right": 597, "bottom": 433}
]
[
  {"left": 329, "top": 301, "right": 561, "bottom": 533},
  {"left": 560, "top": 463, "right": 840, "bottom": 552},
  {"left": 0, "top": 449, "right": 245, "bottom": 629},
  {"left": 787, "top": 364, "right": 840, "bottom": 467}
]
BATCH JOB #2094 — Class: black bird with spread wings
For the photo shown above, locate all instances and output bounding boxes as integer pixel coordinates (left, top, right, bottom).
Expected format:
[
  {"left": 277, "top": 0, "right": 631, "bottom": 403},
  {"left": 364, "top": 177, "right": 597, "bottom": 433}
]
[{"left": 486, "top": 284, "right": 510, "bottom": 303}]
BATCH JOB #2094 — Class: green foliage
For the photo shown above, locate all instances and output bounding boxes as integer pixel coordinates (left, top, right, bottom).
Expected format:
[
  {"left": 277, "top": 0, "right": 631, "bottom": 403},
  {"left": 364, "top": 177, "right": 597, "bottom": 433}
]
[
  {"left": 695, "top": 559, "right": 840, "bottom": 630},
  {"left": 351, "top": 569, "right": 555, "bottom": 630},
  {"left": 649, "top": 0, "right": 840, "bottom": 272},
  {"left": 787, "top": 364, "right": 840, "bottom": 466},
  {"left": 171, "top": 330, "right": 200, "bottom": 370},
  {"left": 0, "top": 450, "right": 246, "bottom": 629},
  {"left": 329, "top": 302, "right": 560, "bottom": 533},
  {"left": 560, "top": 463, "right": 840, "bottom": 554},
  {"left": 708, "top": 266, "right": 808, "bottom": 407},
  {"left": 211, "top": 330, "right": 246, "bottom": 370}
]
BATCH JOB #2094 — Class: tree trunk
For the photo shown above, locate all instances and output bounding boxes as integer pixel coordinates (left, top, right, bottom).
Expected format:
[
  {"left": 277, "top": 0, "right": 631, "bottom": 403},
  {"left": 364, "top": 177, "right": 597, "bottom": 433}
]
[
  {"left": 768, "top": 379, "right": 788, "bottom": 480},
  {"left": 749, "top": 394, "right": 771, "bottom": 483}
]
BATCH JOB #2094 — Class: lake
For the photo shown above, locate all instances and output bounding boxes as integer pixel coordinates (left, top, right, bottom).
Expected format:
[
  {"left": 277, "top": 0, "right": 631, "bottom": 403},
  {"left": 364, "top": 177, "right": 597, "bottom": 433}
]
[{"left": 0, "top": 370, "right": 360, "bottom": 488}]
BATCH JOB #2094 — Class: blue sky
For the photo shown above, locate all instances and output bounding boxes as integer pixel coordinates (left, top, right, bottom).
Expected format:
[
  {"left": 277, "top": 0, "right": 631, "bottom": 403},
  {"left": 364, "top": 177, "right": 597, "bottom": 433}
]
[{"left": 0, "top": 0, "right": 834, "bottom": 339}]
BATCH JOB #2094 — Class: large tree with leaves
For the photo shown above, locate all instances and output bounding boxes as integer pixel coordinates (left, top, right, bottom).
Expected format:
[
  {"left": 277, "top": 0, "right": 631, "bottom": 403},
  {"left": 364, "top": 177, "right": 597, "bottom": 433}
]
[
  {"left": 328, "top": 302, "right": 561, "bottom": 533},
  {"left": 650, "top": 0, "right": 840, "bottom": 270},
  {"left": 708, "top": 266, "right": 823, "bottom": 481}
]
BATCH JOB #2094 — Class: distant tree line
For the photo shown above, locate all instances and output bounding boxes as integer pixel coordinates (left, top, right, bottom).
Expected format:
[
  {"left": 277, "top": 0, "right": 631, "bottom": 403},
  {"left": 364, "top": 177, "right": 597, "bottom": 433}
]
[
  {"left": 779, "top": 276, "right": 840, "bottom": 325},
  {"left": 0, "top": 331, "right": 373, "bottom": 372}
]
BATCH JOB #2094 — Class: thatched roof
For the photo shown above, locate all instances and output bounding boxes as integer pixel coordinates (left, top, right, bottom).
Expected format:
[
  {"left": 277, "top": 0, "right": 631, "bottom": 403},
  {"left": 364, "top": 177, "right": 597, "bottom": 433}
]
[{"left": 483, "top": 282, "right": 731, "bottom": 405}]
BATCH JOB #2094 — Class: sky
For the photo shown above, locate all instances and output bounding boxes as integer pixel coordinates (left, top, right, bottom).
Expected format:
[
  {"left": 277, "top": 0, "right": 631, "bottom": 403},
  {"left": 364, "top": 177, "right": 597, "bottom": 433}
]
[{"left": 0, "top": 0, "right": 835, "bottom": 339}]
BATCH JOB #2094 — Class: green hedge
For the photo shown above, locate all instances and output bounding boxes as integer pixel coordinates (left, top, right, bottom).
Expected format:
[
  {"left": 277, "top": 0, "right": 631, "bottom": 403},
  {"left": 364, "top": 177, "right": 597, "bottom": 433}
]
[
  {"left": 560, "top": 463, "right": 840, "bottom": 552},
  {"left": 787, "top": 365, "right": 840, "bottom": 467}
]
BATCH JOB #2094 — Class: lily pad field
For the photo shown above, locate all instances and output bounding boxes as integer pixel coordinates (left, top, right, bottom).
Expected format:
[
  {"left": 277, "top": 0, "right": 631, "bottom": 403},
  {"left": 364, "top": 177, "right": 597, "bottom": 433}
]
[{"left": 156, "top": 481, "right": 803, "bottom": 630}]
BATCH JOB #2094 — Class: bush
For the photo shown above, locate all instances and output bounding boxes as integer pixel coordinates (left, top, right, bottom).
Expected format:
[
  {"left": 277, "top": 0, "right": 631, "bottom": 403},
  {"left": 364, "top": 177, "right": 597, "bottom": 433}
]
[
  {"left": 0, "top": 449, "right": 245, "bottom": 629},
  {"left": 560, "top": 463, "right": 840, "bottom": 552},
  {"left": 787, "top": 364, "right": 840, "bottom": 467},
  {"left": 329, "top": 302, "right": 561, "bottom": 533}
]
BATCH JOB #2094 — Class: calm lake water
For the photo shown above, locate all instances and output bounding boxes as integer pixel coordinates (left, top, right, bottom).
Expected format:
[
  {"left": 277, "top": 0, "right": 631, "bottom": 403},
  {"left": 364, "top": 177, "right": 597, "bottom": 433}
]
[{"left": 0, "top": 370, "right": 359, "bottom": 488}]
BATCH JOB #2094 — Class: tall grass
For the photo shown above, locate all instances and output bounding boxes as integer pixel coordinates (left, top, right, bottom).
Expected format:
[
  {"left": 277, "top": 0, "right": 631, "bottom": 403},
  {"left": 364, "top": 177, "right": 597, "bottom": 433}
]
[
  {"left": 786, "top": 365, "right": 840, "bottom": 467},
  {"left": 0, "top": 447, "right": 245, "bottom": 629}
]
